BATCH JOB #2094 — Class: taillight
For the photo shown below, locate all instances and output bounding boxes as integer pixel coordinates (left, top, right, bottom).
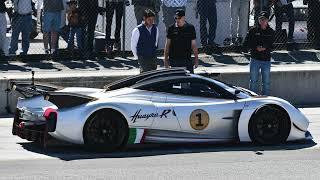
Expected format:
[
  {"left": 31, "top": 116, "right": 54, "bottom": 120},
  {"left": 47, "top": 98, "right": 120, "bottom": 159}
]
[
  {"left": 44, "top": 108, "right": 58, "bottom": 120},
  {"left": 43, "top": 108, "right": 58, "bottom": 132}
]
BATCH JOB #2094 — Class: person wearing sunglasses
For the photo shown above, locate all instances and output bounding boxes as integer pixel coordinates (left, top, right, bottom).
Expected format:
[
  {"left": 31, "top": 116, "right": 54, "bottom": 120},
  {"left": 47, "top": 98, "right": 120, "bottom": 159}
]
[{"left": 164, "top": 9, "right": 198, "bottom": 73}]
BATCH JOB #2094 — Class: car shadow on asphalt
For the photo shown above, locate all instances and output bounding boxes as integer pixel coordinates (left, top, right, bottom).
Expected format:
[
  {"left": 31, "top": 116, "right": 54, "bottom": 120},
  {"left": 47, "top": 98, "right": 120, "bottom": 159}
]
[{"left": 18, "top": 139, "right": 317, "bottom": 161}]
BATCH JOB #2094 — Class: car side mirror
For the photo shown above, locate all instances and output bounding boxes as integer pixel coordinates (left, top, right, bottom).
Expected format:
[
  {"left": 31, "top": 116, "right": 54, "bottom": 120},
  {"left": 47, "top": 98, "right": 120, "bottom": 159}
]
[{"left": 234, "top": 90, "right": 241, "bottom": 100}]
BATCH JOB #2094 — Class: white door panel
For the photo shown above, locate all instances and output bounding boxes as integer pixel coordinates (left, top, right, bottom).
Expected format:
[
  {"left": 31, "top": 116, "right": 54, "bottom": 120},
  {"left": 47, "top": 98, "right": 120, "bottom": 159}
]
[
  {"left": 167, "top": 94, "right": 245, "bottom": 138},
  {"left": 151, "top": 92, "right": 180, "bottom": 131}
]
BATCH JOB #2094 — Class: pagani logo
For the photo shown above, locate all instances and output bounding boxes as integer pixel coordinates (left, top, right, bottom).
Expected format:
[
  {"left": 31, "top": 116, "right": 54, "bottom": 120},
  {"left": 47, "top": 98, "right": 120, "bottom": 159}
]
[{"left": 130, "top": 109, "right": 174, "bottom": 123}]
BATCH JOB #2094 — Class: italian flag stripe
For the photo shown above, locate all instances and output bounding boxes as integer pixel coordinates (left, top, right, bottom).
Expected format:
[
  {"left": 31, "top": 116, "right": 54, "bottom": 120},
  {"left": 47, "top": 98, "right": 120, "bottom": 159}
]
[{"left": 128, "top": 128, "right": 145, "bottom": 144}]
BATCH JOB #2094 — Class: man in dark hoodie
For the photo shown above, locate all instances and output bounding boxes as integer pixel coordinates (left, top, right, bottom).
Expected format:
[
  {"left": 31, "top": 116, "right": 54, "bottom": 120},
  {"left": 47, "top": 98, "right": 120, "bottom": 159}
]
[{"left": 243, "top": 11, "right": 275, "bottom": 95}]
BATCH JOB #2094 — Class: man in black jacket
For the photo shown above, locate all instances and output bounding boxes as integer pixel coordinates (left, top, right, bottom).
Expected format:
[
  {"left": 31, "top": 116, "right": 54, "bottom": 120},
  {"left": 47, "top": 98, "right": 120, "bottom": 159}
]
[
  {"left": 303, "top": 0, "right": 320, "bottom": 49},
  {"left": 243, "top": 11, "right": 275, "bottom": 95}
]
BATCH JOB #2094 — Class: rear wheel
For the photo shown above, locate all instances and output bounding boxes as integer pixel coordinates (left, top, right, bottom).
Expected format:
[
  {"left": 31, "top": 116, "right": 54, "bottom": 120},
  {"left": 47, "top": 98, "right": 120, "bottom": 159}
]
[
  {"left": 83, "top": 109, "right": 128, "bottom": 152},
  {"left": 249, "top": 105, "right": 291, "bottom": 145}
]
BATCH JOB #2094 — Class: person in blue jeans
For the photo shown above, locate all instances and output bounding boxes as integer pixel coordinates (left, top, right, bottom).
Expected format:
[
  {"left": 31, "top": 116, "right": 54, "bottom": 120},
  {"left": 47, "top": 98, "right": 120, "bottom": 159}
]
[
  {"left": 67, "top": 0, "right": 83, "bottom": 51},
  {"left": 9, "top": 0, "right": 34, "bottom": 55},
  {"left": 243, "top": 11, "right": 275, "bottom": 95}
]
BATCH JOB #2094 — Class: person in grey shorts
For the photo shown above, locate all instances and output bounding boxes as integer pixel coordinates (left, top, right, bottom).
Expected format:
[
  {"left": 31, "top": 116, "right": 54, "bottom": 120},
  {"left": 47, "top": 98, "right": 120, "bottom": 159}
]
[
  {"left": 131, "top": 9, "right": 159, "bottom": 73},
  {"left": 43, "top": 0, "right": 64, "bottom": 55}
]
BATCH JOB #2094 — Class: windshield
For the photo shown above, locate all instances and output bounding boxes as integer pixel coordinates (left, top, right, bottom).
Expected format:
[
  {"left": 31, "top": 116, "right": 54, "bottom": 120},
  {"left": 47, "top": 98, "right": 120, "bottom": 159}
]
[{"left": 199, "top": 75, "right": 257, "bottom": 97}]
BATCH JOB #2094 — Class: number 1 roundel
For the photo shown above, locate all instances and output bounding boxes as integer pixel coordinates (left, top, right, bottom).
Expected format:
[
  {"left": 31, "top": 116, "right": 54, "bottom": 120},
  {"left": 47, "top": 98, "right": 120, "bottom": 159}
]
[{"left": 189, "top": 109, "right": 209, "bottom": 130}]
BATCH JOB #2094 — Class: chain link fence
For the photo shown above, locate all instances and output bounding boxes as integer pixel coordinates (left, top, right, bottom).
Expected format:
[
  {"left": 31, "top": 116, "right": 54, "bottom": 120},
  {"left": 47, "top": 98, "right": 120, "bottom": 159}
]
[{"left": 1, "top": 0, "right": 319, "bottom": 57}]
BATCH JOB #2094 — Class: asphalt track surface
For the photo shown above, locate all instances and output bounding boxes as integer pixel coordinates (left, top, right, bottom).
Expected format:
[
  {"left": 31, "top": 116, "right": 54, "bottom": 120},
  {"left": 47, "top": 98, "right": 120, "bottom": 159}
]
[{"left": 0, "top": 107, "right": 319, "bottom": 180}]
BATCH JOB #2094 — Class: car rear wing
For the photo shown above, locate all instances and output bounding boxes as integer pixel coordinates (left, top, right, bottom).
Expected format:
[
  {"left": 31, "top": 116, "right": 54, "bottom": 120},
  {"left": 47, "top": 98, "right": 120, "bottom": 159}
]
[
  {"left": 8, "top": 81, "right": 62, "bottom": 98},
  {"left": 6, "top": 71, "right": 63, "bottom": 98}
]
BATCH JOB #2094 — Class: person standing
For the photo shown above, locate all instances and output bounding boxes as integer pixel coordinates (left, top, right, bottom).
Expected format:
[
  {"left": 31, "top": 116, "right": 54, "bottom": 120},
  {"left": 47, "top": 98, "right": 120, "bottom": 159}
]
[
  {"left": 9, "top": 0, "right": 33, "bottom": 55},
  {"left": 131, "top": 9, "right": 159, "bottom": 73},
  {"left": 243, "top": 11, "right": 275, "bottom": 95},
  {"left": 196, "top": 0, "right": 218, "bottom": 53},
  {"left": 230, "top": 0, "right": 250, "bottom": 45},
  {"left": 0, "top": 0, "right": 7, "bottom": 56},
  {"left": 67, "top": 0, "right": 83, "bottom": 51},
  {"left": 164, "top": 9, "right": 198, "bottom": 73},
  {"left": 303, "top": 0, "right": 320, "bottom": 49},
  {"left": 253, "top": 0, "right": 272, "bottom": 26},
  {"left": 43, "top": 0, "right": 64, "bottom": 55},
  {"left": 132, "top": 0, "right": 161, "bottom": 25},
  {"left": 161, "top": 0, "right": 187, "bottom": 29},
  {"left": 105, "top": 0, "right": 129, "bottom": 52},
  {"left": 274, "top": 0, "right": 295, "bottom": 42},
  {"left": 57, "top": 0, "right": 69, "bottom": 46}
]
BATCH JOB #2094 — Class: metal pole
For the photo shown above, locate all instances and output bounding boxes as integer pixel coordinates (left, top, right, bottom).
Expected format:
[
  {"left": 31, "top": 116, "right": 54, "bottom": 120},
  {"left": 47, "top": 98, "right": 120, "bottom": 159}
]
[{"left": 122, "top": 0, "right": 126, "bottom": 58}]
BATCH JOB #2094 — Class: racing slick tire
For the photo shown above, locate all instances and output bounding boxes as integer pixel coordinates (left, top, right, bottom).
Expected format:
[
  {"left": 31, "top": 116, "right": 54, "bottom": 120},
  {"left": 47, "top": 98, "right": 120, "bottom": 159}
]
[
  {"left": 83, "top": 109, "right": 129, "bottom": 152},
  {"left": 248, "top": 105, "right": 291, "bottom": 145}
]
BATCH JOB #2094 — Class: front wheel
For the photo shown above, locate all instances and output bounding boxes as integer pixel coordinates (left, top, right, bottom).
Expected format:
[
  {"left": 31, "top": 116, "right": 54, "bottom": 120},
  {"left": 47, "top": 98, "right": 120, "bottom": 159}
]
[
  {"left": 83, "top": 109, "right": 128, "bottom": 152},
  {"left": 248, "top": 105, "right": 291, "bottom": 145}
]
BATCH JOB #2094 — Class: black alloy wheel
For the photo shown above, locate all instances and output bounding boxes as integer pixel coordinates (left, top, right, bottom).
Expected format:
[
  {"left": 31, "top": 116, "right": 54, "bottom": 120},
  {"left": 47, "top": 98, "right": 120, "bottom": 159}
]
[
  {"left": 249, "top": 105, "right": 291, "bottom": 145},
  {"left": 83, "top": 109, "right": 128, "bottom": 151}
]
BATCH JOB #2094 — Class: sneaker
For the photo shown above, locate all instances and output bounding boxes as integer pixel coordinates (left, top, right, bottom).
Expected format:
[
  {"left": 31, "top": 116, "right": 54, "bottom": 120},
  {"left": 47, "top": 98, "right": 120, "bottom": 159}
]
[
  {"left": 231, "top": 37, "right": 238, "bottom": 46},
  {"left": 236, "top": 37, "right": 243, "bottom": 45},
  {"left": 45, "top": 49, "right": 51, "bottom": 54},
  {"left": 114, "top": 42, "right": 121, "bottom": 51},
  {"left": 223, "top": 38, "right": 231, "bottom": 46}
]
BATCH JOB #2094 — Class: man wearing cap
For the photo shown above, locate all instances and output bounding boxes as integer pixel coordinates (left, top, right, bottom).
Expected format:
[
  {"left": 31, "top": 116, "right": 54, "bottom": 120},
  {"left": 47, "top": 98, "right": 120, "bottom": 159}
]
[
  {"left": 131, "top": 9, "right": 159, "bottom": 73},
  {"left": 243, "top": 11, "right": 275, "bottom": 95},
  {"left": 164, "top": 9, "right": 198, "bottom": 73},
  {"left": 161, "top": 0, "right": 187, "bottom": 29}
]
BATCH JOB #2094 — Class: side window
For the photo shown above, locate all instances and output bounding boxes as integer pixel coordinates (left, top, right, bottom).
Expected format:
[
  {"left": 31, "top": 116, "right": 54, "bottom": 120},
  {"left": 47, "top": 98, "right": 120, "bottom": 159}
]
[
  {"left": 160, "top": 81, "right": 221, "bottom": 98},
  {"left": 140, "top": 79, "right": 222, "bottom": 98},
  {"left": 187, "top": 82, "right": 221, "bottom": 98}
]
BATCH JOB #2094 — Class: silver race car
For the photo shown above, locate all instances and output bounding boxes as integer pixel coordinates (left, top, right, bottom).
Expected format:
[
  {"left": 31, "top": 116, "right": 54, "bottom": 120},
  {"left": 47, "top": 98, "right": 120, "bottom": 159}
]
[{"left": 10, "top": 69, "right": 312, "bottom": 150}]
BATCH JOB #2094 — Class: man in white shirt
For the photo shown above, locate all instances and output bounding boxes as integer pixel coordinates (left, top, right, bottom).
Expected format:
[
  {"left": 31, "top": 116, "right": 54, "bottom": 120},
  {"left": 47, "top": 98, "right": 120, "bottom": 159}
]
[
  {"left": 161, "top": 0, "right": 187, "bottom": 29},
  {"left": 131, "top": 9, "right": 159, "bottom": 73},
  {"left": 9, "top": 0, "right": 34, "bottom": 55}
]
